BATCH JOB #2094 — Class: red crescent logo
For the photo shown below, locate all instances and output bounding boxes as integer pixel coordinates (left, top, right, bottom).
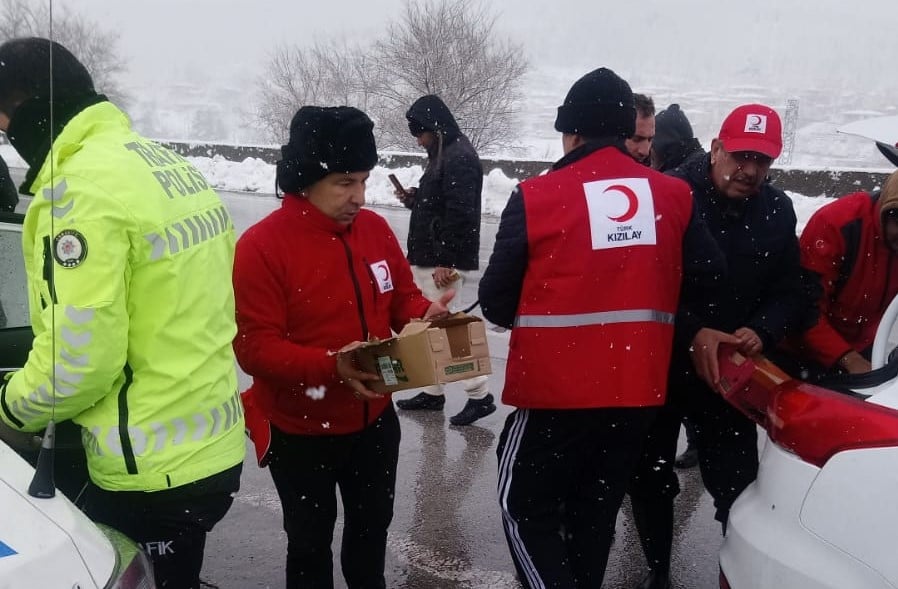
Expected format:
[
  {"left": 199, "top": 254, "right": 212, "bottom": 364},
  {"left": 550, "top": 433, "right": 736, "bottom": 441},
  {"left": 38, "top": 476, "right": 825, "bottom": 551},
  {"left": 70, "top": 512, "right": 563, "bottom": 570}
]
[
  {"left": 603, "top": 184, "right": 640, "bottom": 223},
  {"left": 375, "top": 263, "right": 389, "bottom": 281},
  {"left": 749, "top": 114, "right": 763, "bottom": 126}
]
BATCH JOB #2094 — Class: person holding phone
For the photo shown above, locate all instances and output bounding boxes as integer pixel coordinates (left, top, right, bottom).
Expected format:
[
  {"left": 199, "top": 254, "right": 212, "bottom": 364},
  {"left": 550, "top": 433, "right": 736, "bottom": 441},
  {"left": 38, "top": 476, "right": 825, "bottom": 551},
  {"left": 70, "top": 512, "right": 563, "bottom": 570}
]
[{"left": 393, "top": 94, "right": 497, "bottom": 426}]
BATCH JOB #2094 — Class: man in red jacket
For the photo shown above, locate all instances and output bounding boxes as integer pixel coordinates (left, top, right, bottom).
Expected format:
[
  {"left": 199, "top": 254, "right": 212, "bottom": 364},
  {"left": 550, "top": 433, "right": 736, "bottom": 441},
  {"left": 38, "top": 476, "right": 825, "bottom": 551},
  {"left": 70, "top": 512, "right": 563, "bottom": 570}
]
[
  {"left": 479, "top": 67, "right": 727, "bottom": 589},
  {"left": 795, "top": 169, "right": 898, "bottom": 375},
  {"left": 232, "top": 105, "right": 451, "bottom": 589}
]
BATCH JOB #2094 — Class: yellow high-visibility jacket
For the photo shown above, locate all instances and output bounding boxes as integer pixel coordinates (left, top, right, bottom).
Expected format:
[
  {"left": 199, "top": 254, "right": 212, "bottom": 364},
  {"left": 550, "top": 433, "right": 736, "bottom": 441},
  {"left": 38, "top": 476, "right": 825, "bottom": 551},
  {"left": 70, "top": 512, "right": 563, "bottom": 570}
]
[{"left": 0, "top": 102, "right": 245, "bottom": 491}]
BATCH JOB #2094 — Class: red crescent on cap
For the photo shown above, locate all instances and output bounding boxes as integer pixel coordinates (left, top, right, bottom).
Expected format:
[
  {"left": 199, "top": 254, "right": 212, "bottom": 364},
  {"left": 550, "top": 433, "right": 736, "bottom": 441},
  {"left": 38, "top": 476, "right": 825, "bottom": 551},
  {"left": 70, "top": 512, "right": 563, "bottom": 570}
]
[
  {"left": 749, "top": 114, "right": 763, "bottom": 126},
  {"left": 604, "top": 184, "right": 640, "bottom": 223}
]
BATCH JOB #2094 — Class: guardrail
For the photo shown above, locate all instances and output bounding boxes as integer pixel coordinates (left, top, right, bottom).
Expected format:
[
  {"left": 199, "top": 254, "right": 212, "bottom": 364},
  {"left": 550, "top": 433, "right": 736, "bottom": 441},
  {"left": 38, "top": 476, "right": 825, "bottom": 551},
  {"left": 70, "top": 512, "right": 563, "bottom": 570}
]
[{"left": 156, "top": 141, "right": 892, "bottom": 198}]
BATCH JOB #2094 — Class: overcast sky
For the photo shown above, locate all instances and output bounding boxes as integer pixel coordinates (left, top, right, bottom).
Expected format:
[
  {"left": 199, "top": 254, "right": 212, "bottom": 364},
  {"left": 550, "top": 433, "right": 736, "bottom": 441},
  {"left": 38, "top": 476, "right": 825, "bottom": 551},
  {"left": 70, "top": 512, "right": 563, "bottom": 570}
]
[{"left": 66, "top": 0, "right": 898, "bottom": 93}]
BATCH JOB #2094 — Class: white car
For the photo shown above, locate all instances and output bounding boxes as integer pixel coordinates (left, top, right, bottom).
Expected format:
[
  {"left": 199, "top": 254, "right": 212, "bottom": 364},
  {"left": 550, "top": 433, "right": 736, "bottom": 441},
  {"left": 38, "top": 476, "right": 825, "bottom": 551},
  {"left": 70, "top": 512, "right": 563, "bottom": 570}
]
[
  {"left": 719, "top": 117, "right": 898, "bottom": 589},
  {"left": 718, "top": 243, "right": 898, "bottom": 588},
  {"left": 0, "top": 211, "right": 155, "bottom": 588},
  {"left": 837, "top": 115, "right": 898, "bottom": 167}
]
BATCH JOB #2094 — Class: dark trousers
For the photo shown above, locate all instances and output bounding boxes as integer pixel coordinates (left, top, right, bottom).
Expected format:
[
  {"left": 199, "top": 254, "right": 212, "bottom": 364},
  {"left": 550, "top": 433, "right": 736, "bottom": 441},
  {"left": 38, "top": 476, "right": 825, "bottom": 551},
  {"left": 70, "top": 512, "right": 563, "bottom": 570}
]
[
  {"left": 497, "top": 406, "right": 657, "bottom": 589},
  {"left": 630, "top": 378, "right": 759, "bottom": 524},
  {"left": 268, "top": 405, "right": 401, "bottom": 589},
  {"left": 82, "top": 463, "right": 242, "bottom": 589}
]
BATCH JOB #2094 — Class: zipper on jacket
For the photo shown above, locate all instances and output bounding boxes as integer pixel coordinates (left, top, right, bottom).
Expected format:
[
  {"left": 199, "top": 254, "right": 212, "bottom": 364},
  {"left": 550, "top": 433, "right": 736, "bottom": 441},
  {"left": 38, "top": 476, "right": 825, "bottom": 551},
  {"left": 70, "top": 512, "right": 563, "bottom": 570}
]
[
  {"left": 339, "top": 234, "right": 369, "bottom": 341},
  {"left": 42, "top": 236, "right": 58, "bottom": 307},
  {"left": 338, "top": 234, "right": 372, "bottom": 430},
  {"left": 117, "top": 364, "right": 139, "bottom": 475},
  {"left": 362, "top": 257, "right": 380, "bottom": 307}
]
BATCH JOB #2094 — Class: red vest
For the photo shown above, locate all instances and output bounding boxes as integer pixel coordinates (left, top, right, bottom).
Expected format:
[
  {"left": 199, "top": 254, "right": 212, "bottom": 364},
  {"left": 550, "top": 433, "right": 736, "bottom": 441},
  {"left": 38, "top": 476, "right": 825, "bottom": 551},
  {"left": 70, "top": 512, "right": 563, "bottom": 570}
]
[{"left": 504, "top": 147, "right": 694, "bottom": 409}]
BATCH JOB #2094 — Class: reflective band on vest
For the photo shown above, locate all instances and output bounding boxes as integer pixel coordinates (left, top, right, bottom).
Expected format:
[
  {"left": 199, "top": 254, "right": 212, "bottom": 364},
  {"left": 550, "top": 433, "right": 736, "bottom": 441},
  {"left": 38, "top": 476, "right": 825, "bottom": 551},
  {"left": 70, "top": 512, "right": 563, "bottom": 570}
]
[{"left": 514, "top": 309, "right": 675, "bottom": 328}]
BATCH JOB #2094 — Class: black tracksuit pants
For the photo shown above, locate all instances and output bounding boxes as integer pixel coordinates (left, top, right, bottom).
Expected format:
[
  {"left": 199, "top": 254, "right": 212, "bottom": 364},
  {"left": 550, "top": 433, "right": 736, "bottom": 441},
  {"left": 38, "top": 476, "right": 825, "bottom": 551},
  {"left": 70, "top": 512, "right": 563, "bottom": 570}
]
[
  {"left": 630, "top": 374, "right": 759, "bottom": 524},
  {"left": 267, "top": 405, "right": 401, "bottom": 589},
  {"left": 83, "top": 463, "right": 242, "bottom": 589},
  {"left": 497, "top": 406, "right": 658, "bottom": 589}
]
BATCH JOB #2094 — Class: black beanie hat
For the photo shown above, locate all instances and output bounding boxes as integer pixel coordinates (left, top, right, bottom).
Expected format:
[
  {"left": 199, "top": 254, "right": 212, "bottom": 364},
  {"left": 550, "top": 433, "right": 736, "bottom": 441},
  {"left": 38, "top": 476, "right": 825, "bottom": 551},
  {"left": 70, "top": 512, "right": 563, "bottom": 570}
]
[
  {"left": 653, "top": 104, "right": 695, "bottom": 156},
  {"left": 554, "top": 67, "right": 636, "bottom": 139},
  {"left": 0, "top": 37, "right": 95, "bottom": 117},
  {"left": 276, "top": 106, "right": 378, "bottom": 194}
]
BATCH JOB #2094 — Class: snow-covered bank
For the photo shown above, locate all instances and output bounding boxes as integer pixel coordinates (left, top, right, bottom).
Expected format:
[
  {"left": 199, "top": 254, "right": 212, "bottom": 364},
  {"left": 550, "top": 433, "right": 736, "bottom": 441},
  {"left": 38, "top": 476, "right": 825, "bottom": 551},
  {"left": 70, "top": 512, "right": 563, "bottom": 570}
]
[
  {"left": 184, "top": 153, "right": 837, "bottom": 233},
  {"left": 0, "top": 143, "right": 840, "bottom": 232}
]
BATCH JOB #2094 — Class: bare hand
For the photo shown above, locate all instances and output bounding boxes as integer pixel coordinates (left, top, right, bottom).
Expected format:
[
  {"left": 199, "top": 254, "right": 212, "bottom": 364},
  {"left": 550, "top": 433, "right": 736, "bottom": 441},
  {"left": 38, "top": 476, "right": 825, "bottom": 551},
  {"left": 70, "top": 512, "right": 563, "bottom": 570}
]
[
  {"left": 396, "top": 186, "right": 416, "bottom": 206},
  {"left": 690, "top": 328, "right": 743, "bottom": 390},
  {"left": 733, "top": 327, "right": 763, "bottom": 357},
  {"left": 424, "top": 289, "right": 455, "bottom": 320},
  {"left": 335, "top": 346, "right": 383, "bottom": 400},
  {"left": 432, "top": 267, "right": 459, "bottom": 289}
]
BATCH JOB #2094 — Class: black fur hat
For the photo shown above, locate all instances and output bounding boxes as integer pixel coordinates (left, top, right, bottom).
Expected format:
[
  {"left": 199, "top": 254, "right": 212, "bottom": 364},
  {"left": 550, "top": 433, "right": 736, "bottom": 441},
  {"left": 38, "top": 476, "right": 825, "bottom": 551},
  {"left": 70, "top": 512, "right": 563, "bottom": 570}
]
[
  {"left": 554, "top": 67, "right": 636, "bottom": 139},
  {"left": 276, "top": 106, "right": 378, "bottom": 194}
]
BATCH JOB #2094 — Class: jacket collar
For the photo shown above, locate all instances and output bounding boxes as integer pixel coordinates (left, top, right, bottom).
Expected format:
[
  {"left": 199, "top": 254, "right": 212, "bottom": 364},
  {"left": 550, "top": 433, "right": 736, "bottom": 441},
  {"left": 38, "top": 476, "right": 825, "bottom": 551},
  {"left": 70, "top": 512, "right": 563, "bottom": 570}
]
[
  {"left": 8, "top": 94, "right": 109, "bottom": 195},
  {"left": 552, "top": 137, "right": 629, "bottom": 171}
]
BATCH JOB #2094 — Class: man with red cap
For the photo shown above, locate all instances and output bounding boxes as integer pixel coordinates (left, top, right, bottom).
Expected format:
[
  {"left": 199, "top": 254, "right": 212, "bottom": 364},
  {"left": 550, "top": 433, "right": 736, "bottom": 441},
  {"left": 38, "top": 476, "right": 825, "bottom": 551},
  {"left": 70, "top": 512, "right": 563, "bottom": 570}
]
[{"left": 627, "top": 104, "right": 816, "bottom": 589}]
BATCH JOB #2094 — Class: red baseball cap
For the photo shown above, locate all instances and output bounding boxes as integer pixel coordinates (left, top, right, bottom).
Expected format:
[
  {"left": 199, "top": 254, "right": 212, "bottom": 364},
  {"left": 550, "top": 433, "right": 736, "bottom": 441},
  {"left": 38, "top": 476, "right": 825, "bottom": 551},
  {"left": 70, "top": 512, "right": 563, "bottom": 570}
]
[{"left": 718, "top": 104, "right": 783, "bottom": 159}]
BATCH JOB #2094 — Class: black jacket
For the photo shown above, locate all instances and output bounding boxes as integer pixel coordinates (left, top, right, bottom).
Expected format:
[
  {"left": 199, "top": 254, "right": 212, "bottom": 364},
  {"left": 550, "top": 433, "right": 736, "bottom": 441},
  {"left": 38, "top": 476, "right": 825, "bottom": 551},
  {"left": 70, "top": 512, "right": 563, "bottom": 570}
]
[
  {"left": 404, "top": 96, "right": 482, "bottom": 270},
  {"left": 480, "top": 139, "right": 727, "bottom": 350},
  {"left": 0, "top": 155, "right": 18, "bottom": 212},
  {"left": 669, "top": 152, "right": 814, "bottom": 355}
]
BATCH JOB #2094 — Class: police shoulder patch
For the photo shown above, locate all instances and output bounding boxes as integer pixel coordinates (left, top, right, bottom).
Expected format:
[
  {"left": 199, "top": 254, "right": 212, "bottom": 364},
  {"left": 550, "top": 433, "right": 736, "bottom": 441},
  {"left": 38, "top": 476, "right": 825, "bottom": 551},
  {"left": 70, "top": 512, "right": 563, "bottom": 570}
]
[{"left": 53, "top": 229, "right": 88, "bottom": 268}]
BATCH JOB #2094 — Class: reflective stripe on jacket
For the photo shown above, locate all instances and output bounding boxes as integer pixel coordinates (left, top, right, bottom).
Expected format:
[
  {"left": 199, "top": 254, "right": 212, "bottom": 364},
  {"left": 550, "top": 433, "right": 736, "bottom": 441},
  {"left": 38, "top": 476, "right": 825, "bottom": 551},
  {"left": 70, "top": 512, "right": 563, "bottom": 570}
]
[
  {"left": 0, "top": 102, "right": 245, "bottom": 491},
  {"left": 505, "top": 146, "right": 693, "bottom": 409}
]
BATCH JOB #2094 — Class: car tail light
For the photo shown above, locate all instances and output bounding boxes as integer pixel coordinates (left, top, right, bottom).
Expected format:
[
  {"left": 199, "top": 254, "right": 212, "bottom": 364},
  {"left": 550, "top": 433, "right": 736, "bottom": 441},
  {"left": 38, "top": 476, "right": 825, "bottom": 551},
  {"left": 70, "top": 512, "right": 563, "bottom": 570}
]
[
  {"left": 719, "top": 567, "right": 732, "bottom": 589},
  {"left": 766, "top": 383, "right": 898, "bottom": 467}
]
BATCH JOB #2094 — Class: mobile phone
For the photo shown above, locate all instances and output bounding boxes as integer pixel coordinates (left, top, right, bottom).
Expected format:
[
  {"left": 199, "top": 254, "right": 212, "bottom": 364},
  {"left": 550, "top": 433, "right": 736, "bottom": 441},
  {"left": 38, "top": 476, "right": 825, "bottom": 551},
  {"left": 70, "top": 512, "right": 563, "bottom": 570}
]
[{"left": 388, "top": 173, "right": 407, "bottom": 196}]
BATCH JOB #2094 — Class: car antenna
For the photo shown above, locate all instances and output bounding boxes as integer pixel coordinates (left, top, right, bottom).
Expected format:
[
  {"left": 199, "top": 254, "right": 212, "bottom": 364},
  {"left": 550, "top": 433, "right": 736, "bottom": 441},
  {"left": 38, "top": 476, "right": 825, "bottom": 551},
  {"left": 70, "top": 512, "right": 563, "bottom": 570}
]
[{"left": 28, "top": 1, "right": 57, "bottom": 499}]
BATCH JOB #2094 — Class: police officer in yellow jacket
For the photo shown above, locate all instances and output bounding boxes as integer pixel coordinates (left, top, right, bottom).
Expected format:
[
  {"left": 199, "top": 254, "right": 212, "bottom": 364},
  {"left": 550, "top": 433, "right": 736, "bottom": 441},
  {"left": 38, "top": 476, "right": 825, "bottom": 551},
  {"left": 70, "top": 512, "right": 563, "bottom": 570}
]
[{"left": 0, "top": 38, "right": 244, "bottom": 588}]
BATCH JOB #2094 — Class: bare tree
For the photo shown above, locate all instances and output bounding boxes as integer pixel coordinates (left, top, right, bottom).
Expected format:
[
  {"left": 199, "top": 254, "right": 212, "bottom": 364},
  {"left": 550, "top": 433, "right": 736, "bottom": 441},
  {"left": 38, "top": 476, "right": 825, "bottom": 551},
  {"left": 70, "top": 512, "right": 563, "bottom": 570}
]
[
  {"left": 254, "top": 0, "right": 527, "bottom": 154},
  {"left": 0, "top": 0, "right": 129, "bottom": 105},
  {"left": 370, "top": 0, "right": 527, "bottom": 153},
  {"left": 255, "top": 40, "right": 377, "bottom": 144}
]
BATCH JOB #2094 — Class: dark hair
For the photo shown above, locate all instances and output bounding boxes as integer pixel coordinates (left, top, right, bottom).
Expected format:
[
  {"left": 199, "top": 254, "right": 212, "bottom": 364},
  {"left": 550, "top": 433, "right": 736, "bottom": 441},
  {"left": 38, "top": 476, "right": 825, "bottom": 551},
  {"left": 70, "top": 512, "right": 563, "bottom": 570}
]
[{"left": 634, "top": 94, "right": 655, "bottom": 118}]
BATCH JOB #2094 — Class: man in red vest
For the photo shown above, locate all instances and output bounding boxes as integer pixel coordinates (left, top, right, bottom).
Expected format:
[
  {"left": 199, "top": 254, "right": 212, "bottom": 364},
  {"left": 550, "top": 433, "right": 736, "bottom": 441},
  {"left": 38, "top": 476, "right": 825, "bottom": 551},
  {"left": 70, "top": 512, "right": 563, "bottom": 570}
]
[{"left": 479, "top": 67, "right": 728, "bottom": 589}]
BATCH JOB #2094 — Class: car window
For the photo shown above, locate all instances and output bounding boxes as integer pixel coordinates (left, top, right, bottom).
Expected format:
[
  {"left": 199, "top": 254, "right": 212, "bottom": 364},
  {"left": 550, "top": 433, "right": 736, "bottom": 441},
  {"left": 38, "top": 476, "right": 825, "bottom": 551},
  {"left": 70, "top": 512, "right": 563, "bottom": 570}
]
[{"left": 0, "top": 218, "right": 28, "bottom": 330}]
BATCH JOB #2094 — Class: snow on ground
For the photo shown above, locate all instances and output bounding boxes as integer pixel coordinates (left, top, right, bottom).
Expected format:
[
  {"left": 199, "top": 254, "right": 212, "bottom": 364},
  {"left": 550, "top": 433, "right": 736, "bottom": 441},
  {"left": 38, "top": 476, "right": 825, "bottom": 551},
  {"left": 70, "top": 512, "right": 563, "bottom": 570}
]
[
  {"left": 185, "top": 151, "right": 835, "bottom": 233},
  {"left": 0, "top": 143, "right": 848, "bottom": 233}
]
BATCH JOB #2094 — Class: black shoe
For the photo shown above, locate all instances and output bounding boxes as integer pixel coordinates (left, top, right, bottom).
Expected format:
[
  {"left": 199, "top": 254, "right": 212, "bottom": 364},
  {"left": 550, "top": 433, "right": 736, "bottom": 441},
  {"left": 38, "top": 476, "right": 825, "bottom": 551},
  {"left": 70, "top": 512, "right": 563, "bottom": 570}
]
[
  {"left": 674, "top": 445, "right": 698, "bottom": 469},
  {"left": 635, "top": 572, "right": 671, "bottom": 589},
  {"left": 396, "top": 392, "right": 445, "bottom": 411},
  {"left": 449, "top": 394, "right": 496, "bottom": 426}
]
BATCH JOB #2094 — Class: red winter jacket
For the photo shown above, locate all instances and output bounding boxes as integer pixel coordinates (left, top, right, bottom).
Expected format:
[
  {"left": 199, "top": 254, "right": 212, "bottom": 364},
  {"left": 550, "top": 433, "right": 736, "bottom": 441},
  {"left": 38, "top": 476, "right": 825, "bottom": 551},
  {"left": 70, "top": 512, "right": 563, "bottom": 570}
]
[
  {"left": 799, "top": 191, "right": 898, "bottom": 367},
  {"left": 233, "top": 196, "right": 432, "bottom": 435}
]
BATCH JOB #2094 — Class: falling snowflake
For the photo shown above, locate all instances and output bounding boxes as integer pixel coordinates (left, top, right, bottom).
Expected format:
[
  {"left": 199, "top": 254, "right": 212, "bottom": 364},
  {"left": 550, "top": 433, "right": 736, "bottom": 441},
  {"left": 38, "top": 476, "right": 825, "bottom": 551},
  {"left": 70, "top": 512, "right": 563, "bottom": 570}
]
[{"left": 305, "top": 385, "right": 326, "bottom": 400}]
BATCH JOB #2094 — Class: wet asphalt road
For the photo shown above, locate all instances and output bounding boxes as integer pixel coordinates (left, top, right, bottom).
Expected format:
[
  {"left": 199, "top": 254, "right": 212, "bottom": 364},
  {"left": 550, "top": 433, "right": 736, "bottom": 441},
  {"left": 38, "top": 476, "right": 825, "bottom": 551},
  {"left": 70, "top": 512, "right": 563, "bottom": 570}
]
[
  {"left": 6, "top": 171, "right": 725, "bottom": 588},
  {"left": 201, "top": 191, "right": 724, "bottom": 589}
]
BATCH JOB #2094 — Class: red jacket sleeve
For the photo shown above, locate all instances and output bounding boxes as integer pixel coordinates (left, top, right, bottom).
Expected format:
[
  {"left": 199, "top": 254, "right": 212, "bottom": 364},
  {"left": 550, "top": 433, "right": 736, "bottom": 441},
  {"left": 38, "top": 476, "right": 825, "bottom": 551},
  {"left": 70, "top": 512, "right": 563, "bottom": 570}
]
[
  {"left": 798, "top": 211, "right": 855, "bottom": 367},
  {"left": 232, "top": 231, "right": 338, "bottom": 388},
  {"left": 378, "top": 217, "right": 432, "bottom": 332}
]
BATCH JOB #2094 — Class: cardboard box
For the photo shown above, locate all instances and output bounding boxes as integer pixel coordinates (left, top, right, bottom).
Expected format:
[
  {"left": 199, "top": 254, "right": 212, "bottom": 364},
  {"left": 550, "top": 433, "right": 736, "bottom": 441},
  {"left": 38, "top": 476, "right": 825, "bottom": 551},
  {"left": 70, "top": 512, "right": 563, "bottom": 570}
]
[
  {"left": 718, "top": 344, "right": 792, "bottom": 424},
  {"left": 354, "top": 313, "right": 492, "bottom": 394}
]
